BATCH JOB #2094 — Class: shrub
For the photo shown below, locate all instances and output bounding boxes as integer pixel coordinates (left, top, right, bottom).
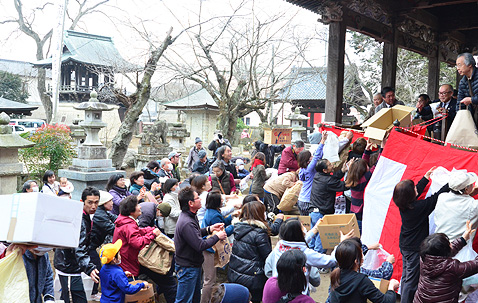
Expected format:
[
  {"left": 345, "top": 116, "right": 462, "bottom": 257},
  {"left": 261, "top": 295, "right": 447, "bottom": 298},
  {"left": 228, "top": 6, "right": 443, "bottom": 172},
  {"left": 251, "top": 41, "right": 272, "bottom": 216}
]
[{"left": 20, "top": 124, "right": 76, "bottom": 180}]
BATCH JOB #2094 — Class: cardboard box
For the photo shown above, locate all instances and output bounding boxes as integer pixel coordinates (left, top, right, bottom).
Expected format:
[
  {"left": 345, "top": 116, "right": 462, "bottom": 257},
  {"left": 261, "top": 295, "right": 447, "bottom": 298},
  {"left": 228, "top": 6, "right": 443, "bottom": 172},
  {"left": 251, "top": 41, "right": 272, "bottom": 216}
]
[
  {"left": 264, "top": 128, "right": 292, "bottom": 145},
  {"left": 125, "top": 280, "right": 155, "bottom": 303},
  {"left": 361, "top": 105, "right": 415, "bottom": 143},
  {"left": 283, "top": 215, "right": 312, "bottom": 230},
  {"left": 317, "top": 214, "right": 360, "bottom": 249},
  {"left": 0, "top": 193, "right": 83, "bottom": 248},
  {"left": 368, "top": 277, "right": 390, "bottom": 301}
]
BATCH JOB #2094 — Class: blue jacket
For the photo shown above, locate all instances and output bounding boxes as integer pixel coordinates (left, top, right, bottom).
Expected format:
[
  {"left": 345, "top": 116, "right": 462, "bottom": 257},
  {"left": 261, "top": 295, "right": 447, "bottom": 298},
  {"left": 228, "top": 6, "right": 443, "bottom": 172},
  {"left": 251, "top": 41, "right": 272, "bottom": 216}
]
[
  {"left": 202, "top": 208, "right": 234, "bottom": 253},
  {"left": 23, "top": 251, "right": 54, "bottom": 303},
  {"left": 298, "top": 143, "right": 324, "bottom": 202},
  {"left": 99, "top": 264, "right": 144, "bottom": 303}
]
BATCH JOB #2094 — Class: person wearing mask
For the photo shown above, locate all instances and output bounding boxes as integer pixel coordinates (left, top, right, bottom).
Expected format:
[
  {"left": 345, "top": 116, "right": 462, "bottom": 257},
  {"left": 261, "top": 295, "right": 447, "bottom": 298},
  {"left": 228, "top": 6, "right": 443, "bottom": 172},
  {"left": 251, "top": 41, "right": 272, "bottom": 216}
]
[
  {"left": 22, "top": 180, "right": 39, "bottom": 192},
  {"left": 23, "top": 247, "right": 55, "bottom": 303},
  {"left": 174, "top": 187, "right": 227, "bottom": 303},
  {"left": 235, "top": 159, "right": 250, "bottom": 179},
  {"left": 106, "top": 174, "right": 132, "bottom": 215},
  {"left": 186, "top": 137, "right": 206, "bottom": 172},
  {"left": 54, "top": 187, "right": 100, "bottom": 303},
  {"left": 168, "top": 151, "right": 182, "bottom": 182},
  {"left": 158, "top": 158, "right": 174, "bottom": 179},
  {"left": 192, "top": 150, "right": 210, "bottom": 174},
  {"left": 162, "top": 178, "right": 181, "bottom": 239}
]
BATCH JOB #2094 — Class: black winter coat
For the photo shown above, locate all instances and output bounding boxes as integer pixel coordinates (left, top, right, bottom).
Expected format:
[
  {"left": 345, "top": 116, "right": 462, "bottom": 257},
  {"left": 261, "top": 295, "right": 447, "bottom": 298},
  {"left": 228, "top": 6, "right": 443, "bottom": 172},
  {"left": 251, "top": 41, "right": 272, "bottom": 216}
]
[
  {"left": 253, "top": 141, "right": 285, "bottom": 168},
  {"left": 90, "top": 206, "right": 117, "bottom": 250},
  {"left": 141, "top": 167, "right": 159, "bottom": 190},
  {"left": 228, "top": 220, "right": 272, "bottom": 302},
  {"left": 310, "top": 170, "right": 346, "bottom": 215},
  {"left": 457, "top": 67, "right": 478, "bottom": 125},
  {"left": 54, "top": 212, "right": 96, "bottom": 275}
]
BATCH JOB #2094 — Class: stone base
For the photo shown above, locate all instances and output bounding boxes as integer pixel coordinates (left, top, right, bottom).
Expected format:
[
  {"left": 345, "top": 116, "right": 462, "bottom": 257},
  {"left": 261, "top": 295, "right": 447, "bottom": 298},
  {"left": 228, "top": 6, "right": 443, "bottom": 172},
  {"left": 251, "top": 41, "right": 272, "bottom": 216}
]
[
  {"left": 137, "top": 145, "right": 172, "bottom": 155},
  {"left": 71, "top": 159, "right": 115, "bottom": 172},
  {"left": 78, "top": 146, "right": 107, "bottom": 159},
  {"left": 58, "top": 169, "right": 125, "bottom": 201},
  {"left": 135, "top": 153, "right": 171, "bottom": 171}
]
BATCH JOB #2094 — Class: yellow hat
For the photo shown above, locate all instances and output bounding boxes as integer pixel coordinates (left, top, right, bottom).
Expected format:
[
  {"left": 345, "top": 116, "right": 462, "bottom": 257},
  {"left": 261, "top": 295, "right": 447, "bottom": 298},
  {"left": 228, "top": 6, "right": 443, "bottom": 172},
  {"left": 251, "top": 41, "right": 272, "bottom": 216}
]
[{"left": 100, "top": 239, "right": 122, "bottom": 264}]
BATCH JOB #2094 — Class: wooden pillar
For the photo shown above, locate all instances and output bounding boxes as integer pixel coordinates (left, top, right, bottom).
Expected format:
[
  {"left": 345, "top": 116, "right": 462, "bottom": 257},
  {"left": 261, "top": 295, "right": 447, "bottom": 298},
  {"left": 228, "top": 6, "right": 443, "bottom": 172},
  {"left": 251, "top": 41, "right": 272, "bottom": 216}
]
[
  {"left": 428, "top": 53, "right": 440, "bottom": 100},
  {"left": 382, "top": 42, "right": 398, "bottom": 89},
  {"left": 325, "top": 21, "right": 346, "bottom": 123}
]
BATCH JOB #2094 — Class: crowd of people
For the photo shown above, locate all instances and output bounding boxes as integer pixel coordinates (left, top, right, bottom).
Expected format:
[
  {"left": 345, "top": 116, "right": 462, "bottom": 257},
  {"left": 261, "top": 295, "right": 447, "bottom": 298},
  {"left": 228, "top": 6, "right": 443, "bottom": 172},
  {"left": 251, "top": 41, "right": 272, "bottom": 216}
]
[{"left": 4, "top": 52, "right": 478, "bottom": 303}]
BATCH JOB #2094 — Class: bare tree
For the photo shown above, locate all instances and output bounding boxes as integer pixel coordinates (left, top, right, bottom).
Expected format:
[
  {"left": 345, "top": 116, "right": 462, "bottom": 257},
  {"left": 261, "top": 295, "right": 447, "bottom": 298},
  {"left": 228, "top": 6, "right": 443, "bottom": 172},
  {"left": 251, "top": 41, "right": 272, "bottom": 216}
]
[
  {"left": 0, "top": 0, "right": 109, "bottom": 123},
  {"left": 164, "top": 3, "right": 314, "bottom": 139}
]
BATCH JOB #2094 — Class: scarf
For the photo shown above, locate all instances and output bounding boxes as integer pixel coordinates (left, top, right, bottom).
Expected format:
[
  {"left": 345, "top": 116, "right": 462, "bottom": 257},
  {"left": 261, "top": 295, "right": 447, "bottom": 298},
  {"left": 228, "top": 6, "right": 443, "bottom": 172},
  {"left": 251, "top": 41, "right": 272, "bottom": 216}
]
[{"left": 251, "top": 158, "right": 265, "bottom": 170}]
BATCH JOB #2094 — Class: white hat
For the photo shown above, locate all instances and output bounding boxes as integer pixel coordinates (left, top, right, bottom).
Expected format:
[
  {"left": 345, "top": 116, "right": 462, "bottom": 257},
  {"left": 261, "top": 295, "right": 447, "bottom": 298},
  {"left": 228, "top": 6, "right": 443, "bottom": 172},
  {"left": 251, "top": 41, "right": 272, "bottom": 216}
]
[
  {"left": 448, "top": 170, "right": 477, "bottom": 192},
  {"left": 99, "top": 190, "right": 114, "bottom": 206}
]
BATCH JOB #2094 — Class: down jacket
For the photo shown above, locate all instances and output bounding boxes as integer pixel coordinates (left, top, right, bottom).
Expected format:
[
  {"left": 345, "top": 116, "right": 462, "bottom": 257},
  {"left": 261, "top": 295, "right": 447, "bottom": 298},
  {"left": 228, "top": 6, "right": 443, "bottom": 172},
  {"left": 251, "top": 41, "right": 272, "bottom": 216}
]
[
  {"left": 310, "top": 170, "right": 346, "bottom": 215},
  {"left": 90, "top": 205, "right": 117, "bottom": 250},
  {"left": 227, "top": 219, "right": 272, "bottom": 302},
  {"left": 457, "top": 67, "right": 478, "bottom": 115},
  {"left": 54, "top": 212, "right": 96, "bottom": 275},
  {"left": 252, "top": 141, "right": 285, "bottom": 168},
  {"left": 414, "top": 237, "right": 478, "bottom": 303},
  {"left": 112, "top": 215, "right": 156, "bottom": 276}
]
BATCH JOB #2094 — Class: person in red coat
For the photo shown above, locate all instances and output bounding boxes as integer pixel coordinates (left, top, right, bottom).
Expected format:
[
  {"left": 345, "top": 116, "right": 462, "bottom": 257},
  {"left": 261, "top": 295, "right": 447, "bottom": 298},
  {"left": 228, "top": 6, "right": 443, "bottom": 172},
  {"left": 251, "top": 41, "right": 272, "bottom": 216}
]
[
  {"left": 277, "top": 140, "right": 305, "bottom": 175},
  {"left": 113, "top": 195, "right": 177, "bottom": 303}
]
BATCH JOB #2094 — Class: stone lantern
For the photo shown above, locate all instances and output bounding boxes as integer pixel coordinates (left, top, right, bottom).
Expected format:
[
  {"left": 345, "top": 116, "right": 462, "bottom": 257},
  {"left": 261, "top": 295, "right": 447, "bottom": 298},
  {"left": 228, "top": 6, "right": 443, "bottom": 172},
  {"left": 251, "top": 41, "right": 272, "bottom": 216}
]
[
  {"left": 0, "top": 112, "right": 34, "bottom": 194},
  {"left": 286, "top": 107, "right": 310, "bottom": 142},
  {"left": 59, "top": 91, "right": 124, "bottom": 200}
]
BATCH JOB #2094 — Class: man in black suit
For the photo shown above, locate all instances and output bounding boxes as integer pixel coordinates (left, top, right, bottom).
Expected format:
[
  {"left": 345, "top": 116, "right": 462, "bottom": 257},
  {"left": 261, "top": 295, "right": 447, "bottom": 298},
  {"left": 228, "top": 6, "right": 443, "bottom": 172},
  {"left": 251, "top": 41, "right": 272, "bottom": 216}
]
[{"left": 433, "top": 84, "right": 457, "bottom": 136}]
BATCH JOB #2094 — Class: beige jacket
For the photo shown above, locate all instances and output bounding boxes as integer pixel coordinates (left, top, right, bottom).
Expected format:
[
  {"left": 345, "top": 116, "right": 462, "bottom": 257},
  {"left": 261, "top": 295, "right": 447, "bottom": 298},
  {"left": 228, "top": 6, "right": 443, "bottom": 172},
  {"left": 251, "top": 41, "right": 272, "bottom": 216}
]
[{"left": 263, "top": 172, "right": 297, "bottom": 199}]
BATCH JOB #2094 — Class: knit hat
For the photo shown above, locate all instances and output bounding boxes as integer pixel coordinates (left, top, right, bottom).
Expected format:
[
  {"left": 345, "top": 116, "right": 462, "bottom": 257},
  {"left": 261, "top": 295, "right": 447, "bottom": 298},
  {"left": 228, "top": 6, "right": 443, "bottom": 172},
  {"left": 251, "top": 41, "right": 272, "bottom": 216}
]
[
  {"left": 157, "top": 202, "right": 172, "bottom": 217},
  {"left": 220, "top": 283, "right": 250, "bottom": 303},
  {"left": 100, "top": 239, "right": 122, "bottom": 264},
  {"left": 99, "top": 190, "right": 114, "bottom": 206},
  {"left": 198, "top": 150, "right": 207, "bottom": 159},
  {"left": 195, "top": 137, "right": 202, "bottom": 144},
  {"left": 448, "top": 170, "right": 477, "bottom": 192}
]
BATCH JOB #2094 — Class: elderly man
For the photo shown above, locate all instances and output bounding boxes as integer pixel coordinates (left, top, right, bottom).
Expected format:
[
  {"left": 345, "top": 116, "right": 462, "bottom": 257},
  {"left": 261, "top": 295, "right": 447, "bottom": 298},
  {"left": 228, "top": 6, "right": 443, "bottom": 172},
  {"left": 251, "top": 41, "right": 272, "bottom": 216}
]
[
  {"left": 158, "top": 158, "right": 174, "bottom": 179},
  {"left": 365, "top": 93, "right": 383, "bottom": 119},
  {"left": 375, "top": 87, "right": 405, "bottom": 113},
  {"left": 278, "top": 140, "right": 305, "bottom": 175},
  {"left": 168, "top": 151, "right": 181, "bottom": 181},
  {"left": 456, "top": 52, "right": 478, "bottom": 127},
  {"left": 432, "top": 84, "right": 457, "bottom": 134},
  {"left": 186, "top": 137, "right": 205, "bottom": 172}
]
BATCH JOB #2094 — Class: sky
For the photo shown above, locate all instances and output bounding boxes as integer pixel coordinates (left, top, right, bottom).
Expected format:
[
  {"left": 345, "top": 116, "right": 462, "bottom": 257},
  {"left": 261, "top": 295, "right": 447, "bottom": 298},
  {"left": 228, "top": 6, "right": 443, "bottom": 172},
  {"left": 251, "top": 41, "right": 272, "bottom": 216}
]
[{"left": 0, "top": 0, "right": 329, "bottom": 65}]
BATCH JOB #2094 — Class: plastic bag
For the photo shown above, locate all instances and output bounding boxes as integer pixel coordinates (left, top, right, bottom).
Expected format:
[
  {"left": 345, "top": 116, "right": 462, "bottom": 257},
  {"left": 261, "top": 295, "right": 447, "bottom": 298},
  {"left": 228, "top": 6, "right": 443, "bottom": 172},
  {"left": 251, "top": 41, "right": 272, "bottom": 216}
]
[
  {"left": 454, "top": 240, "right": 478, "bottom": 286},
  {"left": 323, "top": 132, "right": 340, "bottom": 162},
  {"left": 362, "top": 246, "right": 390, "bottom": 271},
  {"left": 0, "top": 248, "right": 30, "bottom": 302}
]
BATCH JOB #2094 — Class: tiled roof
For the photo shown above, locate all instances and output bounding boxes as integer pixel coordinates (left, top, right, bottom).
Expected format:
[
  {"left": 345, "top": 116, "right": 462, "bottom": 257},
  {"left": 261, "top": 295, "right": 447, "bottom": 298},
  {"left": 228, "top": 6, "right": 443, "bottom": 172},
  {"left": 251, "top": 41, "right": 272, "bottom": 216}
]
[
  {"left": 163, "top": 88, "right": 219, "bottom": 110},
  {"left": 0, "top": 59, "right": 52, "bottom": 78},
  {"left": 33, "top": 30, "right": 138, "bottom": 71},
  {"left": 0, "top": 97, "right": 38, "bottom": 114},
  {"left": 278, "top": 67, "right": 327, "bottom": 100}
]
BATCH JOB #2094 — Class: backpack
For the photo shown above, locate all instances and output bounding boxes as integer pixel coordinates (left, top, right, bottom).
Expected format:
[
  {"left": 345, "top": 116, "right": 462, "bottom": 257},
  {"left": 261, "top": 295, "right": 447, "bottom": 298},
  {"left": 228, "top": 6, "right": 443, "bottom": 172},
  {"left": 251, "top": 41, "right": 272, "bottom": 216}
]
[{"left": 276, "top": 293, "right": 300, "bottom": 303}]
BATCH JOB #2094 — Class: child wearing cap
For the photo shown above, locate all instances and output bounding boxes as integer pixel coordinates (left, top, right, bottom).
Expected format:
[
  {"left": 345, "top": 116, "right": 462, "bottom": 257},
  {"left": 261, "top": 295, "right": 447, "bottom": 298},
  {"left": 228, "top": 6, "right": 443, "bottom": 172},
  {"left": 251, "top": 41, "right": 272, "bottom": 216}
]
[{"left": 99, "top": 239, "right": 149, "bottom": 303}]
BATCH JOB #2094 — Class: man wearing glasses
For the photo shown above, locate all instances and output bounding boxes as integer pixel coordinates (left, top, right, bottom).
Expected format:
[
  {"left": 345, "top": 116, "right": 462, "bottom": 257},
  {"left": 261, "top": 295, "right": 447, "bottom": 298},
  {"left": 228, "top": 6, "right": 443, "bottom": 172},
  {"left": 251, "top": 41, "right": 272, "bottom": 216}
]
[
  {"left": 433, "top": 84, "right": 457, "bottom": 134},
  {"left": 456, "top": 52, "right": 478, "bottom": 127}
]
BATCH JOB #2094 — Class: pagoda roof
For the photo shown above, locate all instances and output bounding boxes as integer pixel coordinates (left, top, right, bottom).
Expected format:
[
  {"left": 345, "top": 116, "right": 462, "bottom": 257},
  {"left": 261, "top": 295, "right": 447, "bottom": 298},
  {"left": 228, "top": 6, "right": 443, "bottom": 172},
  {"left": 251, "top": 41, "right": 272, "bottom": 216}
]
[
  {"left": 0, "top": 97, "right": 38, "bottom": 116},
  {"left": 163, "top": 88, "right": 219, "bottom": 111},
  {"left": 278, "top": 67, "right": 327, "bottom": 101},
  {"left": 0, "top": 59, "right": 52, "bottom": 78},
  {"left": 33, "top": 30, "right": 138, "bottom": 72}
]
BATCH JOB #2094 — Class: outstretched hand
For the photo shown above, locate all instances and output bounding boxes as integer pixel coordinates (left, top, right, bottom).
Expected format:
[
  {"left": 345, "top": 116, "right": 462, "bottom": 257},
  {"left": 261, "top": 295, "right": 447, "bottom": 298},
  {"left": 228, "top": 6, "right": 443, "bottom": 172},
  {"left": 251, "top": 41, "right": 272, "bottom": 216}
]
[
  {"left": 462, "top": 220, "right": 476, "bottom": 241},
  {"left": 340, "top": 229, "right": 354, "bottom": 242},
  {"left": 424, "top": 166, "right": 437, "bottom": 180}
]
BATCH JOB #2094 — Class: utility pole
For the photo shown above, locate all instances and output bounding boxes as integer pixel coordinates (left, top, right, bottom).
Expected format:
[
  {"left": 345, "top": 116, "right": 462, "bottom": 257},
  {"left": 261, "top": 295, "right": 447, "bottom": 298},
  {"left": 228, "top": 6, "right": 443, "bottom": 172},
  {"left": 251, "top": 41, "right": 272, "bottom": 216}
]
[{"left": 51, "top": 0, "right": 68, "bottom": 123}]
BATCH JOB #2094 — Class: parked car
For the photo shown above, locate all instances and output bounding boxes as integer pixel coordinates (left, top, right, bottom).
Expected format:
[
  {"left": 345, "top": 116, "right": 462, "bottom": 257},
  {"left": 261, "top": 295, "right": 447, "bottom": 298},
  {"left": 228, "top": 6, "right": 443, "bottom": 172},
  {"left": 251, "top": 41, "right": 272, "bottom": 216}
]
[
  {"left": 9, "top": 119, "right": 46, "bottom": 132},
  {"left": 10, "top": 125, "right": 29, "bottom": 135}
]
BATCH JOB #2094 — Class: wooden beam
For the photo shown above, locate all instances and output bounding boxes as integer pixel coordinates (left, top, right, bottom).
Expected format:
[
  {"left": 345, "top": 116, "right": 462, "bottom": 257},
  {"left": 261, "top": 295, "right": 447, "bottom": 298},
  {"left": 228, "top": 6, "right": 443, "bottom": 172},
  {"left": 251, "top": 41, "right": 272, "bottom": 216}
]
[
  {"left": 325, "top": 21, "right": 346, "bottom": 123},
  {"left": 414, "top": 0, "right": 478, "bottom": 9}
]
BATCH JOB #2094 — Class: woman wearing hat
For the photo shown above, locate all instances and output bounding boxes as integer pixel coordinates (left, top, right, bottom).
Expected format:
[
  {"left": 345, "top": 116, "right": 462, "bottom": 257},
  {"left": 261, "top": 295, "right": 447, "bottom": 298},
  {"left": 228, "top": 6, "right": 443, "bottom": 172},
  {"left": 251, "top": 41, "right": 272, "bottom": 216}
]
[{"left": 186, "top": 137, "right": 206, "bottom": 172}]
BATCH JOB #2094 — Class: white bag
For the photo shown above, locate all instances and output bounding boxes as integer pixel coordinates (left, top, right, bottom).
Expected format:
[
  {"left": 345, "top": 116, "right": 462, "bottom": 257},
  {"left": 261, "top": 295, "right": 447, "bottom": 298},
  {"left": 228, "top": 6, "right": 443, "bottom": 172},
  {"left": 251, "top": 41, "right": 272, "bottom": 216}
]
[
  {"left": 362, "top": 246, "right": 390, "bottom": 271},
  {"left": 445, "top": 109, "right": 478, "bottom": 148},
  {"left": 0, "top": 249, "right": 30, "bottom": 302},
  {"left": 323, "top": 131, "right": 340, "bottom": 162},
  {"left": 454, "top": 240, "right": 478, "bottom": 286}
]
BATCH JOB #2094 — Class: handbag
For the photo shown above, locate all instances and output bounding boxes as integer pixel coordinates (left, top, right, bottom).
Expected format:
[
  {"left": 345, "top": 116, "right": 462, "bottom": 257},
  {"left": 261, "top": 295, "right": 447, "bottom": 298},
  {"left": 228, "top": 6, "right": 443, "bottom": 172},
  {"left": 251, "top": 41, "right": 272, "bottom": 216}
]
[
  {"left": 445, "top": 106, "right": 478, "bottom": 148},
  {"left": 138, "top": 233, "right": 175, "bottom": 275},
  {"left": 277, "top": 181, "right": 303, "bottom": 211}
]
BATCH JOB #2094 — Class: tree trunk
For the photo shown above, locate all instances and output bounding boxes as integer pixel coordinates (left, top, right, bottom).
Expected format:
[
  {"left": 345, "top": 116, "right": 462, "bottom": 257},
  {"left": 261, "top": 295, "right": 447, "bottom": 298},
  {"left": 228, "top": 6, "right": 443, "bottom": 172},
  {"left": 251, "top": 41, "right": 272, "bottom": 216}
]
[
  {"left": 109, "top": 28, "right": 173, "bottom": 169},
  {"left": 37, "top": 68, "right": 52, "bottom": 123},
  {"left": 217, "top": 108, "right": 239, "bottom": 143}
]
